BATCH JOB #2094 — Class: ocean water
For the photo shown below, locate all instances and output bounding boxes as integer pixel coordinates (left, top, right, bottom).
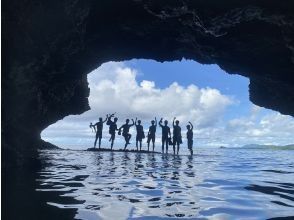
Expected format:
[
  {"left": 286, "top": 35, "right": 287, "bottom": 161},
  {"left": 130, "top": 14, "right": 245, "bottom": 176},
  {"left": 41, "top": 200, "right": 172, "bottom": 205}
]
[{"left": 37, "top": 148, "right": 294, "bottom": 220}]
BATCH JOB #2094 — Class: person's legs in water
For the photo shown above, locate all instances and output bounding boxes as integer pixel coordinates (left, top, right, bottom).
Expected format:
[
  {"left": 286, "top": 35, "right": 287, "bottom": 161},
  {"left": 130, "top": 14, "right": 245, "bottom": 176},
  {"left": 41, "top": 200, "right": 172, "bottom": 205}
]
[
  {"left": 111, "top": 140, "right": 114, "bottom": 150},
  {"left": 110, "top": 133, "right": 115, "bottom": 150},
  {"left": 152, "top": 136, "right": 155, "bottom": 152},
  {"left": 98, "top": 134, "right": 102, "bottom": 149},
  {"left": 177, "top": 142, "right": 180, "bottom": 155},
  {"left": 161, "top": 137, "right": 165, "bottom": 153},
  {"left": 139, "top": 140, "right": 142, "bottom": 151},
  {"left": 124, "top": 135, "right": 128, "bottom": 150},
  {"left": 165, "top": 138, "right": 168, "bottom": 153},
  {"left": 127, "top": 134, "right": 131, "bottom": 144},
  {"left": 94, "top": 133, "right": 99, "bottom": 148},
  {"left": 172, "top": 139, "right": 176, "bottom": 154},
  {"left": 136, "top": 136, "right": 139, "bottom": 151},
  {"left": 189, "top": 140, "right": 193, "bottom": 155}
]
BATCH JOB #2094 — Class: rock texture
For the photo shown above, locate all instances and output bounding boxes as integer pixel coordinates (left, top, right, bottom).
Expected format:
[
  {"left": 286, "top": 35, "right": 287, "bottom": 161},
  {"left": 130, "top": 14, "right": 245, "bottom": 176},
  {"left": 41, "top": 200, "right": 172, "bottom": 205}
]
[
  {"left": 3, "top": 0, "right": 294, "bottom": 164},
  {"left": 2, "top": 1, "right": 294, "bottom": 219}
]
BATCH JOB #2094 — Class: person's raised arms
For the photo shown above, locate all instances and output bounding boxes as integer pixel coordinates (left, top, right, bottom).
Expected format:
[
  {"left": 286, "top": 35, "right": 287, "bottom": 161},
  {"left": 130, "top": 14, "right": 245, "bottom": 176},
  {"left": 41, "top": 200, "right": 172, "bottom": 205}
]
[
  {"left": 131, "top": 119, "right": 135, "bottom": 126},
  {"left": 173, "top": 117, "right": 176, "bottom": 127},
  {"left": 159, "top": 118, "right": 163, "bottom": 127},
  {"left": 189, "top": 121, "right": 193, "bottom": 130},
  {"left": 103, "top": 114, "right": 109, "bottom": 123}
]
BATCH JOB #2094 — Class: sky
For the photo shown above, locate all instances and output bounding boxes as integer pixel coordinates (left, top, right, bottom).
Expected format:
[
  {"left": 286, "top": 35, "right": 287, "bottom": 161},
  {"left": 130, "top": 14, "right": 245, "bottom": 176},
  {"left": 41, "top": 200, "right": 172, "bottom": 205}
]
[{"left": 41, "top": 59, "right": 294, "bottom": 150}]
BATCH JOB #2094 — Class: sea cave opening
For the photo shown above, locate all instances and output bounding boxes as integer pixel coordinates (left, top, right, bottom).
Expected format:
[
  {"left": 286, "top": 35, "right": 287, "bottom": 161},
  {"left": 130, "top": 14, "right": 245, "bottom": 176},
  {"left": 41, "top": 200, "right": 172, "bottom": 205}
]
[{"left": 41, "top": 59, "right": 294, "bottom": 152}]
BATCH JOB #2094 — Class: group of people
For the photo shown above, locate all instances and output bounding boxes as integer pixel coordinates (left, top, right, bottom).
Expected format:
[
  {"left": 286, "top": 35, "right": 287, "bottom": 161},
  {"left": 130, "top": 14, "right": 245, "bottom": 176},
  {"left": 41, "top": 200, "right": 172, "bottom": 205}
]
[{"left": 90, "top": 113, "right": 194, "bottom": 155}]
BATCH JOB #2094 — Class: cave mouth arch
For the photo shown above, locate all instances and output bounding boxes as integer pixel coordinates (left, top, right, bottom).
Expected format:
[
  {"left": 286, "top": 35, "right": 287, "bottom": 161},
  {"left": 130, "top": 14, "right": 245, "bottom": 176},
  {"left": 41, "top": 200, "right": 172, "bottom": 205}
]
[
  {"left": 4, "top": 2, "right": 294, "bottom": 219},
  {"left": 3, "top": 0, "right": 294, "bottom": 168},
  {"left": 41, "top": 59, "right": 294, "bottom": 150}
]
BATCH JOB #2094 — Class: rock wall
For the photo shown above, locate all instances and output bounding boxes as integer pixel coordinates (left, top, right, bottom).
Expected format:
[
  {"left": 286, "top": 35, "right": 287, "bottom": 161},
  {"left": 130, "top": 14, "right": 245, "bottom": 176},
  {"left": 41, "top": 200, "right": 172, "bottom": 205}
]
[
  {"left": 2, "top": 0, "right": 294, "bottom": 166},
  {"left": 3, "top": 1, "right": 294, "bottom": 219}
]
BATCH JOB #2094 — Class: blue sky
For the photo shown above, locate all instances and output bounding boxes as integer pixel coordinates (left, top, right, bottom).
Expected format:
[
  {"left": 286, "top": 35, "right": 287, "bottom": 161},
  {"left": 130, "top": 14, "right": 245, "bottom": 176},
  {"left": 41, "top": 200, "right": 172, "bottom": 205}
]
[
  {"left": 127, "top": 59, "right": 251, "bottom": 120},
  {"left": 41, "top": 59, "right": 294, "bottom": 150}
]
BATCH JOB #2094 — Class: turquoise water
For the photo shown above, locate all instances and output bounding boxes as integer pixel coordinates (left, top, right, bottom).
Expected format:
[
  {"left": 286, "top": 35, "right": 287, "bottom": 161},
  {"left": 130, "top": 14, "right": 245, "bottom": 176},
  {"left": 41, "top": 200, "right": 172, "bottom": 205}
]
[{"left": 37, "top": 149, "right": 294, "bottom": 219}]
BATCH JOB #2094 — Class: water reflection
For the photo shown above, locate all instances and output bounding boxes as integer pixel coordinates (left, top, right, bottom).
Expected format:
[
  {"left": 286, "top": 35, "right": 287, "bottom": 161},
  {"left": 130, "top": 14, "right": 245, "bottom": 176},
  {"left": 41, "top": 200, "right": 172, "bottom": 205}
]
[{"left": 37, "top": 149, "right": 294, "bottom": 219}]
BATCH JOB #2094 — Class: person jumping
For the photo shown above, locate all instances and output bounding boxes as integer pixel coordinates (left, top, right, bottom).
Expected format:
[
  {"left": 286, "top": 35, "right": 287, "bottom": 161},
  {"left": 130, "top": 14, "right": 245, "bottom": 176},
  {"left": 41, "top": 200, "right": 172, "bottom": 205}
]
[{"left": 119, "top": 119, "right": 135, "bottom": 150}]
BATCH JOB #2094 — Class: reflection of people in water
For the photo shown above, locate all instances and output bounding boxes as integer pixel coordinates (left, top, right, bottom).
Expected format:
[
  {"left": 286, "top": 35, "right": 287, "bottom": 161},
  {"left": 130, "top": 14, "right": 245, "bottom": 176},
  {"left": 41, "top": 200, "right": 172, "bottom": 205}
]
[
  {"left": 159, "top": 118, "right": 171, "bottom": 153},
  {"left": 135, "top": 118, "right": 145, "bottom": 151},
  {"left": 147, "top": 117, "right": 157, "bottom": 152},
  {"left": 173, "top": 117, "right": 182, "bottom": 155},
  {"left": 119, "top": 119, "right": 135, "bottom": 150},
  {"left": 106, "top": 113, "right": 118, "bottom": 150},
  {"left": 93, "top": 115, "right": 108, "bottom": 148},
  {"left": 186, "top": 121, "right": 193, "bottom": 156}
]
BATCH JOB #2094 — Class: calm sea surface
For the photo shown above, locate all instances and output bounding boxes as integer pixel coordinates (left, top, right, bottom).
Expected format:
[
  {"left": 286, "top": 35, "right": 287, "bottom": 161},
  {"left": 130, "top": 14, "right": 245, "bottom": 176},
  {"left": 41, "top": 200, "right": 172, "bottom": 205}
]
[{"left": 37, "top": 148, "right": 294, "bottom": 220}]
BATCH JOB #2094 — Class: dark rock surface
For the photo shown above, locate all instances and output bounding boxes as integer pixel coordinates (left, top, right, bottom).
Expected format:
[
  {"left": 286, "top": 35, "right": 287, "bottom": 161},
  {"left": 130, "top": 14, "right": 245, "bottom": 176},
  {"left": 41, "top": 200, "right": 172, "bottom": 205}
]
[
  {"left": 3, "top": 0, "right": 294, "bottom": 165},
  {"left": 39, "top": 139, "right": 60, "bottom": 150},
  {"left": 87, "top": 147, "right": 162, "bottom": 154},
  {"left": 2, "top": 1, "right": 294, "bottom": 219}
]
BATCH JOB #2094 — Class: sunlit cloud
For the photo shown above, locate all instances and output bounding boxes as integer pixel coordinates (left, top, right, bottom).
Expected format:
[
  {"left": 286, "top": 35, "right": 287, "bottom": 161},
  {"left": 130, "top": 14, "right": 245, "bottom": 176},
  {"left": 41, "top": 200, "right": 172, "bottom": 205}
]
[{"left": 41, "top": 61, "right": 294, "bottom": 149}]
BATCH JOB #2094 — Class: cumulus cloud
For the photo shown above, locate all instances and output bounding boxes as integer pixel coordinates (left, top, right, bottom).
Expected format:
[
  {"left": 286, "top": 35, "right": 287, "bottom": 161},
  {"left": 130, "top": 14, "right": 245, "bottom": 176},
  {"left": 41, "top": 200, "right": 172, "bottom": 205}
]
[
  {"left": 227, "top": 106, "right": 294, "bottom": 139},
  {"left": 210, "top": 105, "right": 294, "bottom": 147},
  {"left": 41, "top": 61, "right": 233, "bottom": 148},
  {"left": 86, "top": 62, "right": 233, "bottom": 127},
  {"left": 41, "top": 61, "right": 294, "bottom": 149}
]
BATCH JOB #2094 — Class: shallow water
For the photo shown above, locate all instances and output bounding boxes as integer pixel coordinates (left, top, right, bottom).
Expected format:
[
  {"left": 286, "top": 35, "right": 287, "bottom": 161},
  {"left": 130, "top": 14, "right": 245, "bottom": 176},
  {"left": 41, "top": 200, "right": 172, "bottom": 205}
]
[{"left": 37, "top": 149, "right": 294, "bottom": 219}]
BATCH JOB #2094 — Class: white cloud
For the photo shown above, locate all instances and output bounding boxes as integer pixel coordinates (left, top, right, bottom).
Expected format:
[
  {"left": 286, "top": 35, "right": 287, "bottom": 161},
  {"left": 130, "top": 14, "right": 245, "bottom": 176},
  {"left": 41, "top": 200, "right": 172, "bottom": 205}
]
[
  {"left": 85, "top": 62, "right": 233, "bottom": 127},
  {"left": 219, "top": 105, "right": 294, "bottom": 146},
  {"left": 41, "top": 62, "right": 294, "bottom": 150},
  {"left": 41, "top": 61, "right": 233, "bottom": 149}
]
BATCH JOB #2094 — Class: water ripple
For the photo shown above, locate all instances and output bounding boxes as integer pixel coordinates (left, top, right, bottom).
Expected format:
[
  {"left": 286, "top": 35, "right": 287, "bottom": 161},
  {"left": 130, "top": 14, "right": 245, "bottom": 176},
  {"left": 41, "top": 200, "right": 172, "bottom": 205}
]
[{"left": 37, "top": 149, "right": 294, "bottom": 219}]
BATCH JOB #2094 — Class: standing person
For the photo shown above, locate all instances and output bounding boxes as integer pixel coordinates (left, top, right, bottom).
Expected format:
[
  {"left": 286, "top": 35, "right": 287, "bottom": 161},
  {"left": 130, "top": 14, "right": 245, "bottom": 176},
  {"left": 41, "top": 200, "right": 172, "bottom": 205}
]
[
  {"left": 159, "top": 118, "right": 171, "bottom": 153},
  {"left": 107, "top": 113, "right": 118, "bottom": 150},
  {"left": 186, "top": 121, "right": 193, "bottom": 155},
  {"left": 147, "top": 117, "right": 157, "bottom": 152},
  {"left": 135, "top": 118, "right": 145, "bottom": 151},
  {"left": 93, "top": 115, "right": 108, "bottom": 149},
  {"left": 119, "top": 119, "right": 135, "bottom": 150},
  {"left": 172, "top": 117, "right": 182, "bottom": 155}
]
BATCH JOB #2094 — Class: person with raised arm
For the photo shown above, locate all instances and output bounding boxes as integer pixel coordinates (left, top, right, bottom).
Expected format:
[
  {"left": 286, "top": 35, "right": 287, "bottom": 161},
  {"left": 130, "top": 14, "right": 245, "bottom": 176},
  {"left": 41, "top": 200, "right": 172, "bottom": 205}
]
[
  {"left": 186, "top": 121, "right": 193, "bottom": 155},
  {"left": 147, "top": 117, "right": 157, "bottom": 152},
  {"left": 135, "top": 118, "right": 145, "bottom": 151},
  {"left": 106, "top": 113, "right": 118, "bottom": 150},
  {"left": 172, "top": 117, "right": 182, "bottom": 155},
  {"left": 93, "top": 114, "right": 108, "bottom": 149},
  {"left": 119, "top": 118, "right": 135, "bottom": 150},
  {"left": 89, "top": 122, "right": 96, "bottom": 133},
  {"left": 159, "top": 118, "right": 171, "bottom": 153}
]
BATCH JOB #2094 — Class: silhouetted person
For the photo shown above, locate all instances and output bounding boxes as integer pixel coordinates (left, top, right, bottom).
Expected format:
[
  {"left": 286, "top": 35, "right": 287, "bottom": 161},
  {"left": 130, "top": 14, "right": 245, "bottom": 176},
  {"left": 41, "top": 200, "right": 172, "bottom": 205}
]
[
  {"left": 147, "top": 117, "right": 157, "bottom": 152},
  {"left": 135, "top": 118, "right": 145, "bottom": 151},
  {"left": 186, "top": 121, "right": 193, "bottom": 155},
  {"left": 159, "top": 118, "right": 171, "bottom": 153},
  {"left": 107, "top": 113, "right": 118, "bottom": 150},
  {"left": 172, "top": 117, "right": 182, "bottom": 155},
  {"left": 119, "top": 119, "right": 135, "bottom": 150},
  {"left": 93, "top": 115, "right": 108, "bottom": 148}
]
